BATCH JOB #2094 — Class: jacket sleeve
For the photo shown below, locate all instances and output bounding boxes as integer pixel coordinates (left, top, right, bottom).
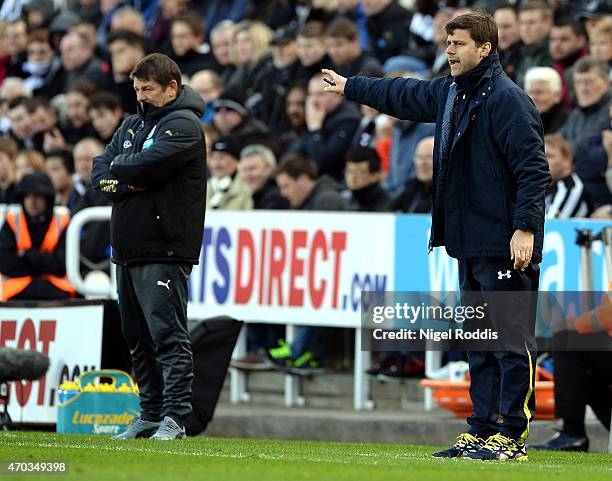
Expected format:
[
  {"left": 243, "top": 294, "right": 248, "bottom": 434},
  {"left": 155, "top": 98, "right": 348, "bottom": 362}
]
[
  {"left": 344, "top": 75, "right": 441, "bottom": 123},
  {"left": 489, "top": 89, "right": 552, "bottom": 233},
  {"left": 110, "top": 115, "right": 203, "bottom": 187},
  {"left": 91, "top": 123, "right": 132, "bottom": 201}
]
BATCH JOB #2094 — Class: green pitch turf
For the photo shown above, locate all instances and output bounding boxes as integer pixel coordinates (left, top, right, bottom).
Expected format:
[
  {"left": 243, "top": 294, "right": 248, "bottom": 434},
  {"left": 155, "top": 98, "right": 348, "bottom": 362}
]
[{"left": 1, "top": 431, "right": 611, "bottom": 481}]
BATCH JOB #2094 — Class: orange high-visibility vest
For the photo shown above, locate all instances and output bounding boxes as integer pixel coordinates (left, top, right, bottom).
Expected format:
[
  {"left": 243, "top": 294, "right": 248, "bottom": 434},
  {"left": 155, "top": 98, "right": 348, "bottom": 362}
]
[
  {"left": 1, "top": 210, "right": 76, "bottom": 301},
  {"left": 574, "top": 280, "right": 612, "bottom": 335}
]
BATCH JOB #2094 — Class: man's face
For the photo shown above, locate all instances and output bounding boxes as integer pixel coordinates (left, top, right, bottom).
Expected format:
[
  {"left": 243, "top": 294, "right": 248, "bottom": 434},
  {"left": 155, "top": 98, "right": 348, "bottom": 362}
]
[
  {"left": 414, "top": 137, "right": 434, "bottom": 183},
  {"left": 32, "top": 106, "right": 57, "bottom": 134},
  {"left": 518, "top": 9, "right": 551, "bottom": 46},
  {"left": 45, "top": 157, "right": 72, "bottom": 193},
  {"left": 239, "top": 154, "right": 273, "bottom": 192},
  {"left": 276, "top": 172, "right": 309, "bottom": 208},
  {"left": 133, "top": 77, "right": 178, "bottom": 108},
  {"left": 66, "top": 92, "right": 90, "bottom": 128},
  {"left": 590, "top": 35, "right": 612, "bottom": 63},
  {"left": 6, "top": 21, "right": 27, "bottom": 57},
  {"left": 526, "top": 80, "right": 561, "bottom": 114},
  {"left": 60, "top": 34, "right": 90, "bottom": 71},
  {"left": 308, "top": 76, "right": 341, "bottom": 112},
  {"left": 286, "top": 87, "right": 306, "bottom": 129},
  {"left": 109, "top": 40, "right": 144, "bottom": 77},
  {"left": 271, "top": 42, "right": 298, "bottom": 68},
  {"left": 73, "top": 142, "right": 102, "bottom": 183},
  {"left": 545, "top": 142, "right": 570, "bottom": 181},
  {"left": 213, "top": 107, "right": 243, "bottom": 134},
  {"left": 235, "top": 30, "right": 254, "bottom": 65},
  {"left": 325, "top": 36, "right": 358, "bottom": 66},
  {"left": 549, "top": 25, "right": 584, "bottom": 62},
  {"left": 209, "top": 150, "right": 238, "bottom": 178},
  {"left": 8, "top": 105, "right": 32, "bottom": 140},
  {"left": 297, "top": 36, "right": 326, "bottom": 67},
  {"left": 190, "top": 73, "right": 222, "bottom": 103},
  {"left": 110, "top": 12, "right": 145, "bottom": 35},
  {"left": 23, "top": 193, "right": 48, "bottom": 218},
  {"left": 573, "top": 69, "right": 610, "bottom": 108},
  {"left": 89, "top": 107, "right": 122, "bottom": 140},
  {"left": 171, "top": 21, "right": 200, "bottom": 57},
  {"left": 211, "top": 29, "right": 233, "bottom": 66},
  {"left": 345, "top": 160, "right": 377, "bottom": 190},
  {"left": 494, "top": 9, "right": 520, "bottom": 51},
  {"left": 0, "top": 152, "right": 13, "bottom": 182},
  {"left": 446, "top": 29, "right": 488, "bottom": 77},
  {"left": 27, "top": 41, "right": 54, "bottom": 63}
]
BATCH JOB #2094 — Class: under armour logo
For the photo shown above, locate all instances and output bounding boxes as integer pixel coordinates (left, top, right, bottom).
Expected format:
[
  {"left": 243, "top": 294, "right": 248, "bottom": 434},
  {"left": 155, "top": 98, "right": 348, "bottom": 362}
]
[
  {"left": 497, "top": 270, "right": 512, "bottom": 279},
  {"left": 157, "top": 280, "right": 171, "bottom": 290}
]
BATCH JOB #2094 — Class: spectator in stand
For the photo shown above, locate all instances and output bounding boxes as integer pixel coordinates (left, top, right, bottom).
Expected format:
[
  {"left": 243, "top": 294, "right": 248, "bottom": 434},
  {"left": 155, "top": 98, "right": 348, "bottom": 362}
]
[
  {"left": 60, "top": 80, "right": 98, "bottom": 146},
  {"left": 549, "top": 18, "right": 588, "bottom": 107},
  {"left": 430, "top": 8, "right": 454, "bottom": 78},
  {"left": 391, "top": 136, "right": 434, "bottom": 213},
  {"left": 23, "top": 29, "right": 65, "bottom": 100},
  {"left": 0, "top": 172, "right": 76, "bottom": 301},
  {"left": 107, "top": 30, "right": 146, "bottom": 115},
  {"left": 363, "top": 0, "right": 412, "bottom": 63},
  {"left": 60, "top": 30, "right": 111, "bottom": 90},
  {"left": 188, "top": 69, "right": 223, "bottom": 125},
  {"left": 494, "top": 4, "right": 522, "bottom": 81},
  {"left": 325, "top": 17, "right": 381, "bottom": 78},
  {"left": 23, "top": 0, "right": 56, "bottom": 30},
  {"left": 514, "top": 2, "right": 553, "bottom": 88},
  {"left": 170, "top": 12, "right": 218, "bottom": 78},
  {"left": 588, "top": 17, "right": 611, "bottom": 77},
  {"left": 14, "top": 149, "right": 44, "bottom": 183},
  {"left": 149, "top": 0, "right": 190, "bottom": 55},
  {"left": 87, "top": 92, "right": 124, "bottom": 144},
  {"left": 5, "top": 19, "right": 28, "bottom": 78},
  {"left": 344, "top": 145, "right": 392, "bottom": 211},
  {"left": 0, "top": 137, "right": 18, "bottom": 204},
  {"left": 525, "top": 67, "right": 568, "bottom": 134},
  {"left": 544, "top": 133, "right": 592, "bottom": 219},
  {"left": 206, "top": 136, "right": 252, "bottom": 210},
  {"left": 278, "top": 83, "right": 308, "bottom": 157},
  {"left": 0, "top": 78, "right": 30, "bottom": 135},
  {"left": 7, "top": 96, "right": 35, "bottom": 150},
  {"left": 210, "top": 20, "right": 237, "bottom": 83},
  {"left": 31, "top": 97, "right": 65, "bottom": 154},
  {"left": 266, "top": 154, "right": 348, "bottom": 373},
  {"left": 335, "top": 0, "right": 371, "bottom": 51},
  {"left": 110, "top": 6, "right": 146, "bottom": 37},
  {"left": 44, "top": 149, "right": 79, "bottom": 210},
  {"left": 296, "top": 72, "right": 361, "bottom": 181},
  {"left": 295, "top": 22, "right": 332, "bottom": 85}
]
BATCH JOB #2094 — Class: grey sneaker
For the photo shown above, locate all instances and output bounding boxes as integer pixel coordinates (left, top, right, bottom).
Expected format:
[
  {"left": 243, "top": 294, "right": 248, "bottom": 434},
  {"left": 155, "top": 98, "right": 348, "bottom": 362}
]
[
  {"left": 111, "top": 416, "right": 161, "bottom": 440},
  {"left": 150, "top": 416, "right": 186, "bottom": 440}
]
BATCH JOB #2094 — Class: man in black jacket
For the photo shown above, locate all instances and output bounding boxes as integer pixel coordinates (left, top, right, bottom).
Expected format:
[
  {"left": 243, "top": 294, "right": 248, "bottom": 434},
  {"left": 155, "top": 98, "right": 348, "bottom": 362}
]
[
  {"left": 92, "top": 53, "right": 206, "bottom": 441},
  {"left": 323, "top": 11, "right": 551, "bottom": 461},
  {"left": 344, "top": 145, "right": 392, "bottom": 212}
]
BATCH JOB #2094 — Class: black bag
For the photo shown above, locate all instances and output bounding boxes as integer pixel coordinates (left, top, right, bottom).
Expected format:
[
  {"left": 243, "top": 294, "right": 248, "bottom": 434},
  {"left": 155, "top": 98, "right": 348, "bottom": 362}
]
[{"left": 184, "top": 316, "right": 243, "bottom": 436}]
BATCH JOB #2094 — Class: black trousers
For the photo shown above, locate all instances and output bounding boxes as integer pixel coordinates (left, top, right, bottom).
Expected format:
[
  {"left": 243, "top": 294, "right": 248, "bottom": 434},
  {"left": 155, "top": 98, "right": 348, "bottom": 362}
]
[
  {"left": 116, "top": 262, "right": 193, "bottom": 422},
  {"left": 459, "top": 257, "right": 539, "bottom": 442}
]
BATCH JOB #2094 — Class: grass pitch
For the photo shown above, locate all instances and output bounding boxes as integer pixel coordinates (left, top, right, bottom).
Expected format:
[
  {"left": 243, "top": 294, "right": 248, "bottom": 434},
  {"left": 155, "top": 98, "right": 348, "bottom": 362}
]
[{"left": 1, "top": 431, "right": 611, "bottom": 481}]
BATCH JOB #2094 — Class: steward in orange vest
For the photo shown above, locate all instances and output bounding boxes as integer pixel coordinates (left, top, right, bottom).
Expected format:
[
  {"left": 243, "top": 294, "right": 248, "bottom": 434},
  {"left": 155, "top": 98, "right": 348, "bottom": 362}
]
[{"left": 0, "top": 173, "right": 76, "bottom": 301}]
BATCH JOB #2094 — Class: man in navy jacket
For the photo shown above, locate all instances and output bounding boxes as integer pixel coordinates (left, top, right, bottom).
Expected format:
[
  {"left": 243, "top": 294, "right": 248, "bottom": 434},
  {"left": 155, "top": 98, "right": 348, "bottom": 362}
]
[{"left": 323, "top": 11, "right": 551, "bottom": 461}]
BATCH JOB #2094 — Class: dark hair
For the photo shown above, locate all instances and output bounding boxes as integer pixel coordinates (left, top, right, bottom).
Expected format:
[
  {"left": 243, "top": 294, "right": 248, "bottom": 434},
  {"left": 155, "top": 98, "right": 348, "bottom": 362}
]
[
  {"left": 45, "top": 149, "right": 74, "bottom": 174},
  {"left": 67, "top": 78, "right": 96, "bottom": 98},
  {"left": 297, "top": 21, "right": 326, "bottom": 40},
  {"left": 172, "top": 11, "right": 206, "bottom": 39},
  {"left": 276, "top": 154, "right": 318, "bottom": 180},
  {"left": 552, "top": 17, "right": 586, "bottom": 38},
  {"left": 8, "top": 96, "right": 35, "bottom": 112},
  {"left": 574, "top": 56, "right": 609, "bottom": 79},
  {"left": 326, "top": 17, "right": 359, "bottom": 40},
  {"left": 28, "top": 28, "right": 50, "bottom": 45},
  {"left": 445, "top": 11, "right": 499, "bottom": 52},
  {"left": 107, "top": 29, "right": 147, "bottom": 53},
  {"left": 345, "top": 146, "right": 381, "bottom": 173},
  {"left": 518, "top": 1, "right": 552, "bottom": 20},
  {"left": 493, "top": 3, "right": 517, "bottom": 16},
  {"left": 130, "top": 53, "right": 182, "bottom": 89},
  {"left": 89, "top": 91, "right": 123, "bottom": 112}
]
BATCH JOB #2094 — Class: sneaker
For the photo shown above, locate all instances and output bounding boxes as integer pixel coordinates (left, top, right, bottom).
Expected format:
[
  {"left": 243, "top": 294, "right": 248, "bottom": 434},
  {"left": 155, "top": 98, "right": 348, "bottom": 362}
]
[
  {"left": 111, "top": 416, "right": 161, "bottom": 440},
  {"left": 230, "top": 352, "right": 272, "bottom": 371},
  {"left": 465, "top": 433, "right": 528, "bottom": 461},
  {"left": 379, "top": 355, "right": 425, "bottom": 380},
  {"left": 150, "top": 416, "right": 186, "bottom": 440},
  {"left": 431, "top": 432, "right": 485, "bottom": 458},
  {"left": 530, "top": 431, "right": 589, "bottom": 452},
  {"left": 261, "top": 340, "right": 293, "bottom": 370},
  {"left": 365, "top": 356, "right": 398, "bottom": 378},
  {"left": 286, "top": 351, "right": 325, "bottom": 376}
]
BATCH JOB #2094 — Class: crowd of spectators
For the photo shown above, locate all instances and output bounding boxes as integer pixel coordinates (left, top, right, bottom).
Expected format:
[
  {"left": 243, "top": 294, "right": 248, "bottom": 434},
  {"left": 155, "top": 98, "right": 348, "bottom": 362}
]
[{"left": 0, "top": 0, "right": 610, "bottom": 374}]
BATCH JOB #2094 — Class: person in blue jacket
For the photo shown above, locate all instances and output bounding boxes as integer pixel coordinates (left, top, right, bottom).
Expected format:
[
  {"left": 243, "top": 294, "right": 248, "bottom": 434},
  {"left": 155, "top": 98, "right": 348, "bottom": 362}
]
[{"left": 322, "top": 11, "right": 551, "bottom": 461}]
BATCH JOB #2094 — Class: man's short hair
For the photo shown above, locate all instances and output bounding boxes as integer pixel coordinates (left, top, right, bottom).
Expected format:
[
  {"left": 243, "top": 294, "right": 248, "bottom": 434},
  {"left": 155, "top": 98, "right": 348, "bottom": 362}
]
[
  {"left": 552, "top": 17, "right": 586, "bottom": 38},
  {"left": 326, "top": 17, "right": 359, "bottom": 40},
  {"left": 67, "top": 78, "right": 96, "bottom": 98},
  {"left": 28, "top": 28, "right": 50, "bottom": 45},
  {"left": 45, "top": 149, "right": 74, "bottom": 174},
  {"left": 8, "top": 96, "right": 35, "bottom": 112},
  {"left": 88, "top": 91, "right": 123, "bottom": 112},
  {"left": 345, "top": 146, "right": 381, "bottom": 173},
  {"left": 240, "top": 144, "right": 277, "bottom": 167},
  {"left": 445, "top": 11, "right": 499, "bottom": 52},
  {"left": 173, "top": 11, "right": 206, "bottom": 39},
  {"left": 74, "top": 136, "right": 104, "bottom": 153},
  {"left": 544, "top": 133, "right": 572, "bottom": 159},
  {"left": 524, "top": 67, "right": 562, "bottom": 94},
  {"left": 107, "top": 29, "right": 147, "bottom": 53},
  {"left": 518, "top": 1, "right": 553, "bottom": 20},
  {"left": 573, "top": 56, "right": 609, "bottom": 79},
  {"left": 276, "top": 154, "right": 318, "bottom": 180},
  {"left": 0, "top": 137, "right": 18, "bottom": 160},
  {"left": 298, "top": 21, "right": 326, "bottom": 40},
  {"left": 130, "top": 53, "right": 182, "bottom": 89}
]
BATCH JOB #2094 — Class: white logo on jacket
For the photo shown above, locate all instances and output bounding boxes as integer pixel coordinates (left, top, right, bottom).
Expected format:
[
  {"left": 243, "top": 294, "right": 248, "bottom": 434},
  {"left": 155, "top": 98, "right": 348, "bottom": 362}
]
[
  {"left": 497, "top": 270, "right": 512, "bottom": 279},
  {"left": 157, "top": 279, "right": 171, "bottom": 290}
]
